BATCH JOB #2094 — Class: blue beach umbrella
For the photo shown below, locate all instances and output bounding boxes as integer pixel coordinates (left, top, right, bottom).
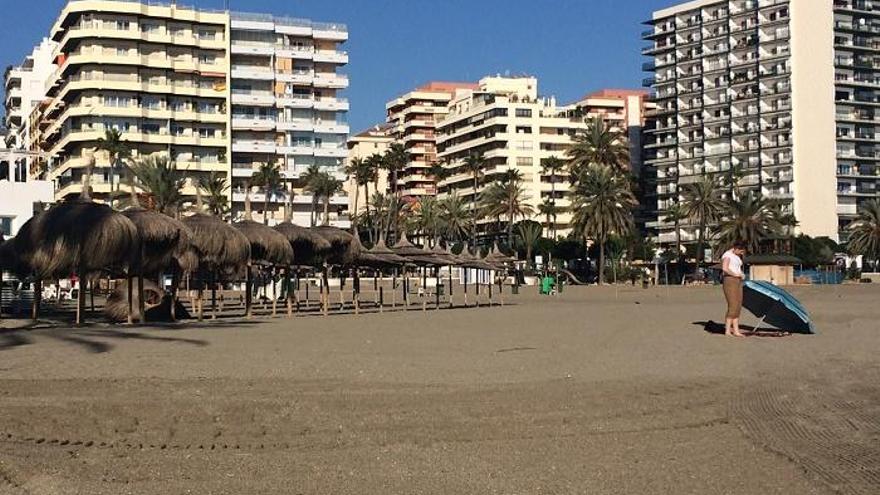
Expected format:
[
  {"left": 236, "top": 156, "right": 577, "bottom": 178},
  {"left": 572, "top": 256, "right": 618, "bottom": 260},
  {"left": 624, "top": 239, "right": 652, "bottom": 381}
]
[{"left": 742, "top": 280, "right": 816, "bottom": 334}]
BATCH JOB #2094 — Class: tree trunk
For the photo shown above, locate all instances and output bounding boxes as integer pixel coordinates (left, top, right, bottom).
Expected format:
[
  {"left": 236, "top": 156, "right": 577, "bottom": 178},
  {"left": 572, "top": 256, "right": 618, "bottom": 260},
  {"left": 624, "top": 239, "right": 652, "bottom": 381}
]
[
  {"left": 76, "top": 273, "right": 86, "bottom": 325},
  {"left": 696, "top": 218, "right": 706, "bottom": 276},
  {"left": 352, "top": 183, "right": 360, "bottom": 234},
  {"left": 263, "top": 188, "right": 270, "bottom": 225},
  {"left": 551, "top": 173, "right": 556, "bottom": 239},
  {"left": 310, "top": 197, "right": 318, "bottom": 227},
  {"left": 322, "top": 197, "right": 330, "bottom": 226},
  {"left": 675, "top": 219, "right": 681, "bottom": 259},
  {"left": 471, "top": 173, "right": 478, "bottom": 247}
]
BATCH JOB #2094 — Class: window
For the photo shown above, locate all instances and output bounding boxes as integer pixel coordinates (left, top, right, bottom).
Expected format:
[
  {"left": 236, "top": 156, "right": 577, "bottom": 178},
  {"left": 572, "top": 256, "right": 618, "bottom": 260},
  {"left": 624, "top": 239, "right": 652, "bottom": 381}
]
[
  {"left": 171, "top": 124, "right": 185, "bottom": 136},
  {"left": 515, "top": 108, "right": 532, "bottom": 118},
  {"left": 198, "top": 29, "right": 215, "bottom": 40},
  {"left": 0, "top": 217, "right": 12, "bottom": 236},
  {"left": 198, "top": 101, "right": 216, "bottom": 114},
  {"left": 515, "top": 126, "right": 532, "bottom": 134},
  {"left": 141, "top": 23, "right": 158, "bottom": 33},
  {"left": 104, "top": 95, "right": 130, "bottom": 107},
  {"left": 198, "top": 53, "right": 215, "bottom": 64},
  {"left": 515, "top": 140, "right": 533, "bottom": 151},
  {"left": 116, "top": 47, "right": 128, "bottom": 57},
  {"left": 198, "top": 128, "right": 212, "bottom": 138},
  {"left": 516, "top": 157, "right": 533, "bottom": 167},
  {"left": 116, "top": 20, "right": 130, "bottom": 31},
  {"left": 142, "top": 122, "right": 162, "bottom": 134},
  {"left": 142, "top": 96, "right": 162, "bottom": 110},
  {"left": 170, "top": 99, "right": 187, "bottom": 112}
]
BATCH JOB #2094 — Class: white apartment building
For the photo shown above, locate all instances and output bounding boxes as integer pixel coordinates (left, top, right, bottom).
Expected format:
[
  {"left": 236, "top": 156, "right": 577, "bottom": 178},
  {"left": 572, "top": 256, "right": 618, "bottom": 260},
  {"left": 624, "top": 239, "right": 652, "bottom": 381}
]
[
  {"left": 38, "top": 0, "right": 231, "bottom": 203},
  {"left": 436, "top": 76, "right": 648, "bottom": 240},
  {"left": 0, "top": 147, "right": 53, "bottom": 237},
  {"left": 385, "top": 82, "right": 478, "bottom": 198},
  {"left": 643, "top": 0, "right": 878, "bottom": 245},
  {"left": 3, "top": 38, "right": 57, "bottom": 181},
  {"left": 229, "top": 12, "right": 350, "bottom": 227}
]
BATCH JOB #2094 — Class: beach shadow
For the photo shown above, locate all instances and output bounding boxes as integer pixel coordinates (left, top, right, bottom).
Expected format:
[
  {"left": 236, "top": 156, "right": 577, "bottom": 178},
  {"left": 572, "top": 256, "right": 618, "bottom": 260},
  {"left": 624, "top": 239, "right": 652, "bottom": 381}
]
[
  {"left": 0, "top": 326, "right": 210, "bottom": 354},
  {"left": 693, "top": 321, "right": 792, "bottom": 338}
]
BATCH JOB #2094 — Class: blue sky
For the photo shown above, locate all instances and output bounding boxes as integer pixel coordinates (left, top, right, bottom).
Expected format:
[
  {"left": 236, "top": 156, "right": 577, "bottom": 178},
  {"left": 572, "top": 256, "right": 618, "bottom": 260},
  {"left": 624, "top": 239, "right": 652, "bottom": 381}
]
[{"left": 0, "top": 0, "right": 680, "bottom": 132}]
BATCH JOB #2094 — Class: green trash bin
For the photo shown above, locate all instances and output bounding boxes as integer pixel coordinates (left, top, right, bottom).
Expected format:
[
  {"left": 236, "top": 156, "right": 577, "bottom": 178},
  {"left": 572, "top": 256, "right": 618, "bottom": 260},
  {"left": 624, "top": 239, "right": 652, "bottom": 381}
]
[{"left": 540, "top": 277, "right": 555, "bottom": 295}]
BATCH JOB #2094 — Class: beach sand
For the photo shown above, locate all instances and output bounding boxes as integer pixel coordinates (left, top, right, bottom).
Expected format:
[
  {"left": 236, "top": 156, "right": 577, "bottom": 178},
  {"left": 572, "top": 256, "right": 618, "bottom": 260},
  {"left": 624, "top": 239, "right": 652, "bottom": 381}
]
[{"left": 0, "top": 284, "right": 878, "bottom": 494}]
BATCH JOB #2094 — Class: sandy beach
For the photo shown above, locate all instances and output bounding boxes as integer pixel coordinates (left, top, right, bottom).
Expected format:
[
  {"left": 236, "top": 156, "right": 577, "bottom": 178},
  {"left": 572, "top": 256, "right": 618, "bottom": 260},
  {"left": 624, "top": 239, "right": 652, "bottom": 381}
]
[{"left": 0, "top": 284, "right": 878, "bottom": 494}]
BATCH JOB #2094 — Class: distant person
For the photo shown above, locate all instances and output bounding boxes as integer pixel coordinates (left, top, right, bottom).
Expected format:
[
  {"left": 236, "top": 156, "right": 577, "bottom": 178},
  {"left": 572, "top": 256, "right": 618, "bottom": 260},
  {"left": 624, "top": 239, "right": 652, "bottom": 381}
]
[{"left": 721, "top": 240, "right": 747, "bottom": 337}]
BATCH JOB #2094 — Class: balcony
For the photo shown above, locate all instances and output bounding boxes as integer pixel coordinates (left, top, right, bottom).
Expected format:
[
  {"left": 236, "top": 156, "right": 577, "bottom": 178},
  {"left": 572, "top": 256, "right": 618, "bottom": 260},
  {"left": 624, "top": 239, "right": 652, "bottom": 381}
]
[
  {"left": 231, "top": 66, "right": 275, "bottom": 81},
  {"left": 232, "top": 140, "right": 276, "bottom": 153},
  {"left": 232, "top": 117, "right": 276, "bottom": 131},
  {"left": 276, "top": 119, "right": 314, "bottom": 132},
  {"left": 313, "top": 97, "right": 349, "bottom": 112},
  {"left": 313, "top": 147, "right": 347, "bottom": 158},
  {"left": 313, "top": 50, "right": 349, "bottom": 64},
  {"left": 230, "top": 39, "right": 275, "bottom": 56},
  {"left": 313, "top": 73, "right": 349, "bottom": 88},
  {"left": 277, "top": 70, "right": 314, "bottom": 84},
  {"left": 276, "top": 95, "right": 314, "bottom": 108},
  {"left": 231, "top": 90, "right": 275, "bottom": 106}
]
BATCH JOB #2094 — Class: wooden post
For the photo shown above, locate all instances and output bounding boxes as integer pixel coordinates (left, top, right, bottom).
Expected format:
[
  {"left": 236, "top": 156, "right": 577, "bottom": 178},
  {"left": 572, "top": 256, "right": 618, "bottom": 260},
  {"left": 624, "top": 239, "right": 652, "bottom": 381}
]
[
  {"left": 435, "top": 267, "right": 440, "bottom": 310},
  {"left": 448, "top": 267, "right": 454, "bottom": 308},
  {"left": 353, "top": 267, "right": 360, "bottom": 315},
  {"left": 322, "top": 266, "right": 329, "bottom": 317},
  {"left": 170, "top": 270, "right": 178, "bottom": 323},
  {"left": 286, "top": 267, "right": 293, "bottom": 318},
  {"left": 272, "top": 267, "right": 278, "bottom": 317},
  {"left": 127, "top": 275, "right": 134, "bottom": 324},
  {"left": 245, "top": 264, "right": 253, "bottom": 318},
  {"left": 32, "top": 279, "right": 42, "bottom": 322},
  {"left": 137, "top": 275, "right": 145, "bottom": 323},
  {"left": 463, "top": 267, "right": 468, "bottom": 307},
  {"left": 488, "top": 271, "right": 493, "bottom": 306},
  {"left": 391, "top": 270, "right": 397, "bottom": 309},
  {"left": 76, "top": 272, "right": 86, "bottom": 326},
  {"left": 211, "top": 271, "right": 217, "bottom": 320}
]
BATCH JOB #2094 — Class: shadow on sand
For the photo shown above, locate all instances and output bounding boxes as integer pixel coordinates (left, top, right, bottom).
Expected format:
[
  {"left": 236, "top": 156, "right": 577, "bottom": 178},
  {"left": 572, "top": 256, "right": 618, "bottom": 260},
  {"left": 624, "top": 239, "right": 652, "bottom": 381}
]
[
  {"left": 693, "top": 321, "right": 792, "bottom": 338},
  {"left": 0, "top": 324, "right": 219, "bottom": 354}
]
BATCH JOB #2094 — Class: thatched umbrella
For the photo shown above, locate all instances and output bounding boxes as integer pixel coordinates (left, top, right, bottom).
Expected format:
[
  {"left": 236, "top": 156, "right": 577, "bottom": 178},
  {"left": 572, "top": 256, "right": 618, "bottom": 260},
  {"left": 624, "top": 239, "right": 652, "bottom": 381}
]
[
  {"left": 13, "top": 200, "right": 139, "bottom": 324},
  {"left": 274, "top": 222, "right": 330, "bottom": 312},
  {"left": 234, "top": 220, "right": 294, "bottom": 317},
  {"left": 311, "top": 226, "right": 363, "bottom": 315},
  {"left": 358, "top": 240, "right": 409, "bottom": 312},
  {"left": 122, "top": 208, "right": 192, "bottom": 323},
  {"left": 483, "top": 243, "right": 515, "bottom": 306},
  {"left": 391, "top": 234, "right": 448, "bottom": 311},
  {"left": 181, "top": 213, "right": 251, "bottom": 320}
]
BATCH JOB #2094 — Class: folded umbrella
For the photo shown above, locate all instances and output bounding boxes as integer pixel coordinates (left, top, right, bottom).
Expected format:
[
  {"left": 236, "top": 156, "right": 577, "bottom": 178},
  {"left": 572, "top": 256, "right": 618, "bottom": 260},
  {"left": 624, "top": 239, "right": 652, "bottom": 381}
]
[{"left": 742, "top": 280, "right": 816, "bottom": 334}]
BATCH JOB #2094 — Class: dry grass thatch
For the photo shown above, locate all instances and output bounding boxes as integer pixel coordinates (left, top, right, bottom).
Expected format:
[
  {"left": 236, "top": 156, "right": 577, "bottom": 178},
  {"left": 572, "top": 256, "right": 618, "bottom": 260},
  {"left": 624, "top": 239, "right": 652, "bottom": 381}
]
[
  {"left": 13, "top": 200, "right": 139, "bottom": 279},
  {"left": 273, "top": 222, "right": 330, "bottom": 266},
  {"left": 181, "top": 214, "right": 251, "bottom": 273},
  {"left": 122, "top": 208, "right": 192, "bottom": 274},
  {"left": 360, "top": 239, "right": 409, "bottom": 267},
  {"left": 233, "top": 220, "right": 294, "bottom": 266},
  {"left": 311, "top": 226, "right": 362, "bottom": 266},
  {"left": 391, "top": 234, "right": 444, "bottom": 266},
  {"left": 484, "top": 243, "right": 516, "bottom": 268}
]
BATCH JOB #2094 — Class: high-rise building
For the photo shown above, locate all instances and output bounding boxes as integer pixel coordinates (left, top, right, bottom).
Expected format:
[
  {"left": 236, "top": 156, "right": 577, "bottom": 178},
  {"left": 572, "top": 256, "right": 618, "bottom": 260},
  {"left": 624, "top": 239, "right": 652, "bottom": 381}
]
[
  {"left": 643, "top": 0, "right": 878, "bottom": 246},
  {"left": 3, "top": 38, "right": 57, "bottom": 182},
  {"left": 229, "top": 12, "right": 350, "bottom": 227},
  {"left": 4, "top": 1, "right": 350, "bottom": 223},
  {"left": 385, "top": 82, "right": 479, "bottom": 199},
  {"left": 435, "top": 76, "right": 648, "bottom": 240}
]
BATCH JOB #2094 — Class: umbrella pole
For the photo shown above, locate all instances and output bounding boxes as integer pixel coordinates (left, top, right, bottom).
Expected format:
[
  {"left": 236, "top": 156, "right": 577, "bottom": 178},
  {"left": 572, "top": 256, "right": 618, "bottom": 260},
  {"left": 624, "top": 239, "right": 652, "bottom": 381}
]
[
  {"left": 211, "top": 271, "right": 217, "bottom": 320},
  {"left": 90, "top": 278, "right": 95, "bottom": 315},
  {"left": 339, "top": 271, "right": 345, "bottom": 311},
  {"left": 170, "top": 270, "right": 178, "bottom": 323},
  {"left": 392, "top": 269, "right": 397, "bottom": 309},
  {"left": 304, "top": 271, "right": 309, "bottom": 310},
  {"left": 435, "top": 267, "right": 440, "bottom": 310},
  {"left": 422, "top": 266, "right": 427, "bottom": 313},
  {"left": 374, "top": 272, "right": 379, "bottom": 309},
  {"left": 488, "top": 271, "right": 493, "bottom": 306},
  {"left": 76, "top": 271, "right": 86, "bottom": 326},
  {"left": 322, "top": 266, "right": 329, "bottom": 317},
  {"left": 353, "top": 267, "right": 360, "bottom": 316},
  {"left": 475, "top": 270, "right": 480, "bottom": 307},
  {"left": 286, "top": 267, "right": 293, "bottom": 318},
  {"left": 245, "top": 264, "right": 253, "bottom": 319},
  {"left": 197, "top": 273, "right": 204, "bottom": 322},
  {"left": 32, "top": 279, "right": 41, "bottom": 322},
  {"left": 403, "top": 269, "right": 409, "bottom": 311},
  {"left": 448, "top": 267, "right": 454, "bottom": 309},
  {"left": 272, "top": 267, "right": 278, "bottom": 317},
  {"left": 126, "top": 274, "right": 133, "bottom": 325},
  {"left": 137, "top": 275, "right": 145, "bottom": 323},
  {"left": 463, "top": 268, "right": 468, "bottom": 307}
]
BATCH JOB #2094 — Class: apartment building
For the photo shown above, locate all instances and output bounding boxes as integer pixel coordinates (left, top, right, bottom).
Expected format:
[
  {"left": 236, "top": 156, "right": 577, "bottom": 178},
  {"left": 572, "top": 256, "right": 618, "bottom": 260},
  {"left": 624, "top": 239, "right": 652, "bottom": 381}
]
[
  {"left": 385, "top": 82, "right": 479, "bottom": 198},
  {"left": 436, "top": 76, "right": 648, "bottom": 240},
  {"left": 229, "top": 12, "right": 350, "bottom": 227},
  {"left": 642, "top": 0, "right": 878, "bottom": 246},
  {"left": 3, "top": 38, "right": 57, "bottom": 181},
  {"left": 345, "top": 123, "right": 393, "bottom": 215},
  {"left": 36, "top": 0, "right": 231, "bottom": 203}
]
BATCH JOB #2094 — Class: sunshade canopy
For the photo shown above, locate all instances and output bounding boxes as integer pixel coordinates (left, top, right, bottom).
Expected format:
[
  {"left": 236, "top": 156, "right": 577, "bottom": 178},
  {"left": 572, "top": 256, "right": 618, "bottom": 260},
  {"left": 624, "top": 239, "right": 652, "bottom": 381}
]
[{"left": 743, "top": 280, "right": 816, "bottom": 334}]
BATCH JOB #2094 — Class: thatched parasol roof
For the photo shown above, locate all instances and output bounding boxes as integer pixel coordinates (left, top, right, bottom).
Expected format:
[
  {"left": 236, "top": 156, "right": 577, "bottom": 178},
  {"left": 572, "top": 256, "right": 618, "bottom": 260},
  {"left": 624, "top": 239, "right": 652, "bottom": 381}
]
[
  {"left": 13, "top": 200, "right": 139, "bottom": 279},
  {"left": 430, "top": 243, "right": 461, "bottom": 266},
  {"left": 273, "top": 222, "right": 331, "bottom": 267},
  {"left": 391, "top": 234, "right": 446, "bottom": 266},
  {"left": 181, "top": 213, "right": 251, "bottom": 274},
  {"left": 233, "top": 220, "right": 294, "bottom": 266},
  {"left": 484, "top": 243, "right": 516, "bottom": 268},
  {"left": 457, "top": 245, "right": 494, "bottom": 271},
  {"left": 359, "top": 239, "right": 409, "bottom": 267},
  {"left": 122, "top": 208, "right": 192, "bottom": 273},
  {"left": 312, "top": 226, "right": 362, "bottom": 266}
]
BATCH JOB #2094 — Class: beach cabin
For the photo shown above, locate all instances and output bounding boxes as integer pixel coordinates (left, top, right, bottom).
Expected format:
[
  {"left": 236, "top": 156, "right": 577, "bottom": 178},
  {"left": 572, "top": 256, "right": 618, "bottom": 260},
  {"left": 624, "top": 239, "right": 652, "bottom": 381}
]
[{"left": 746, "top": 254, "right": 801, "bottom": 286}]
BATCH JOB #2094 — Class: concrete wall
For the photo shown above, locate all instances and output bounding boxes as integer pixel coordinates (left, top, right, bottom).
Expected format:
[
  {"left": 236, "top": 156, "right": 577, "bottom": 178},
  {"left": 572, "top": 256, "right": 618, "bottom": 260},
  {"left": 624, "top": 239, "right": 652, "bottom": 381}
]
[{"left": 0, "top": 179, "right": 54, "bottom": 237}]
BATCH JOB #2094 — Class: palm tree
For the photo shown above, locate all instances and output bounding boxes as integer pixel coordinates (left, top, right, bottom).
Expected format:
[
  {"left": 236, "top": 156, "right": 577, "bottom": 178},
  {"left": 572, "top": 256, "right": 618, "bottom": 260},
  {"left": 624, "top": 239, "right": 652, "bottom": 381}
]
[
  {"left": 681, "top": 176, "right": 725, "bottom": 270},
  {"left": 428, "top": 160, "right": 452, "bottom": 193},
  {"left": 662, "top": 203, "right": 687, "bottom": 259},
  {"left": 198, "top": 173, "right": 229, "bottom": 218},
  {"left": 345, "top": 157, "right": 372, "bottom": 233},
  {"left": 713, "top": 193, "right": 784, "bottom": 253},
  {"left": 415, "top": 196, "right": 441, "bottom": 246},
  {"left": 251, "top": 162, "right": 284, "bottom": 225},
  {"left": 567, "top": 117, "right": 630, "bottom": 177},
  {"left": 315, "top": 172, "right": 342, "bottom": 226},
  {"left": 129, "top": 155, "right": 186, "bottom": 217},
  {"left": 383, "top": 143, "right": 408, "bottom": 239},
  {"left": 516, "top": 220, "right": 543, "bottom": 269},
  {"left": 498, "top": 169, "right": 534, "bottom": 244},
  {"left": 301, "top": 164, "right": 323, "bottom": 227},
  {"left": 463, "top": 153, "right": 486, "bottom": 246},
  {"left": 95, "top": 129, "right": 131, "bottom": 208},
  {"left": 538, "top": 198, "right": 556, "bottom": 235},
  {"left": 438, "top": 193, "right": 470, "bottom": 243},
  {"left": 541, "top": 156, "right": 566, "bottom": 238},
  {"left": 569, "top": 163, "right": 637, "bottom": 284},
  {"left": 848, "top": 200, "right": 880, "bottom": 262}
]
